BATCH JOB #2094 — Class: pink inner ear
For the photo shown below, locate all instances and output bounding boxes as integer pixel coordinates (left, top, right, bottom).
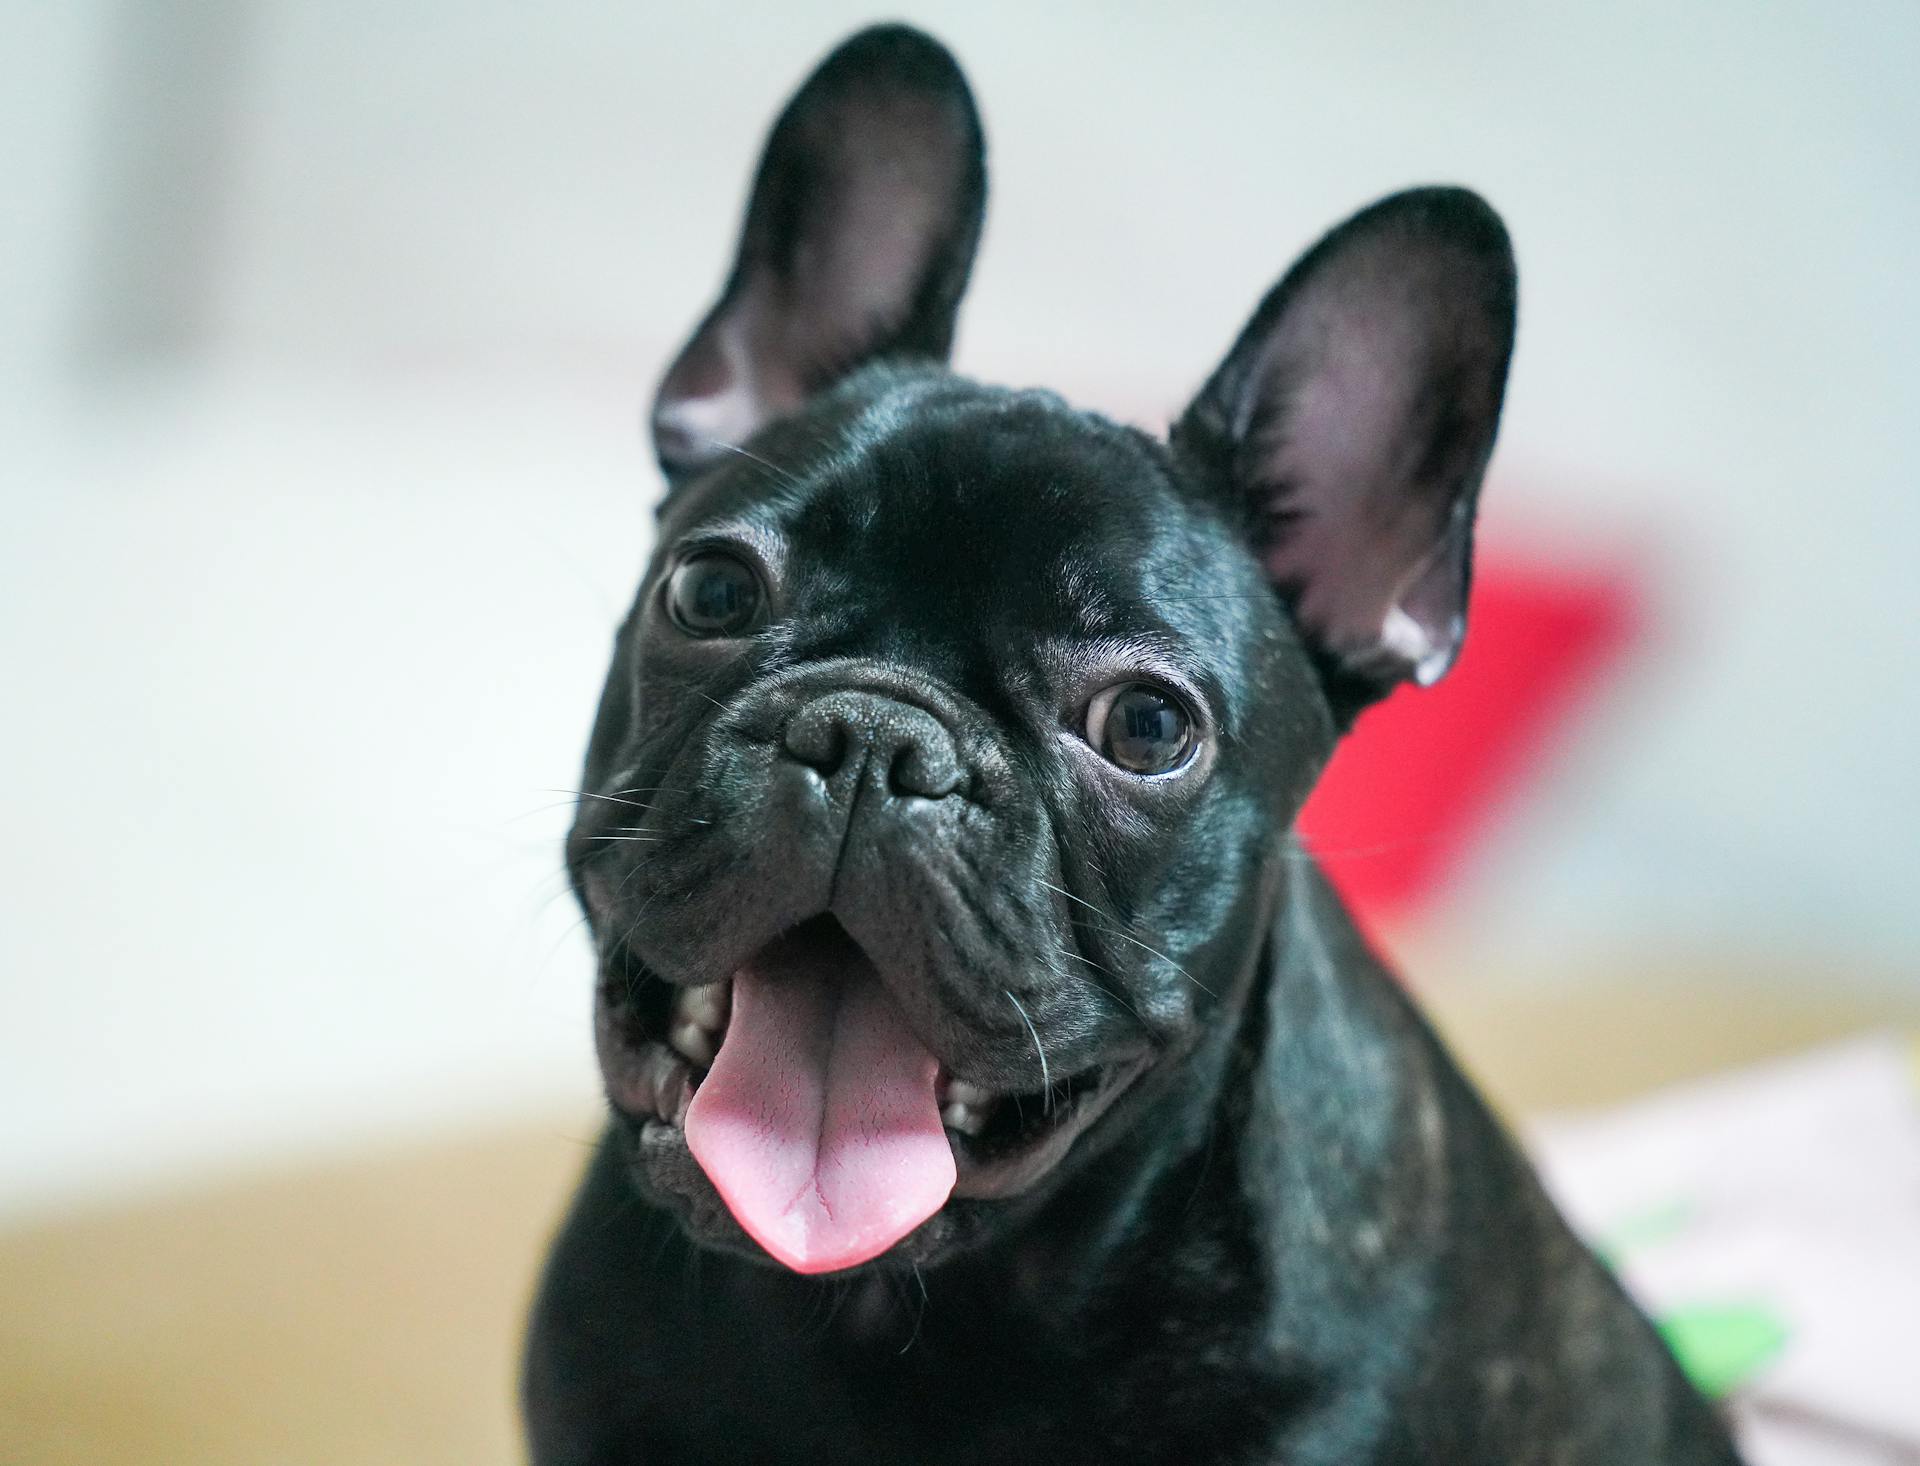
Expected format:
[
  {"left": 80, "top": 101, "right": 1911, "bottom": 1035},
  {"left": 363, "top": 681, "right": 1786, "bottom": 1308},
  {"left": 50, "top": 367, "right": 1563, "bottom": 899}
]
[
  {"left": 651, "top": 41, "right": 982, "bottom": 477},
  {"left": 653, "top": 320, "right": 765, "bottom": 460},
  {"left": 1246, "top": 232, "right": 1504, "bottom": 688},
  {"left": 1268, "top": 481, "right": 1468, "bottom": 687},
  {"left": 1261, "top": 315, "right": 1463, "bottom": 681},
  {"left": 795, "top": 95, "right": 952, "bottom": 333}
]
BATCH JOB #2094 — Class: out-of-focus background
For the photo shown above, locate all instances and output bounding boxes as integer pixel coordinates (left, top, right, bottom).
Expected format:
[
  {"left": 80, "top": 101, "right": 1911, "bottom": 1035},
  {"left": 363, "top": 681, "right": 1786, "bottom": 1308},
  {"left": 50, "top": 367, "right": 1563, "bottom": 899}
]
[{"left": 2, "top": 3, "right": 1916, "bottom": 1463}]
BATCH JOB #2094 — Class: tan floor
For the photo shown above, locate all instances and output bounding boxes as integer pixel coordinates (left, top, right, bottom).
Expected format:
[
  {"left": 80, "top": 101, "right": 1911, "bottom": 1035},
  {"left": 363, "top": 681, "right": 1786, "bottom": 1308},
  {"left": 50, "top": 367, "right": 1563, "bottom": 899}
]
[{"left": 3, "top": 977, "right": 1914, "bottom": 1466}]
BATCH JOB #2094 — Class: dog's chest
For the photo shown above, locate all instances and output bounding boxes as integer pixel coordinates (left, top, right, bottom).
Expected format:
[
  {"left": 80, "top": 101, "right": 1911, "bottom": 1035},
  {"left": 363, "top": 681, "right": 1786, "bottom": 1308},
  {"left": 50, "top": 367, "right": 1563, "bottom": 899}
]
[{"left": 642, "top": 1263, "right": 1301, "bottom": 1466}]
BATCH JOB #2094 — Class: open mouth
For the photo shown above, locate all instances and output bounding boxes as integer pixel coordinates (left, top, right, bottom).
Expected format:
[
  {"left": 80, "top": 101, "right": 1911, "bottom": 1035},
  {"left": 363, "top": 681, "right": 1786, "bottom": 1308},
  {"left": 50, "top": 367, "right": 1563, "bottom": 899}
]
[{"left": 595, "top": 914, "right": 1141, "bottom": 1274}]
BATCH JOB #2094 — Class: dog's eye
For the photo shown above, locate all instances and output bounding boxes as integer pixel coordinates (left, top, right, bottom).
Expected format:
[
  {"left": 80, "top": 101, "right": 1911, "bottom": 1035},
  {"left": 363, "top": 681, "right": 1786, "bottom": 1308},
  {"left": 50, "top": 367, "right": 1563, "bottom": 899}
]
[
  {"left": 666, "top": 552, "right": 764, "bottom": 638},
  {"left": 1086, "top": 683, "right": 1194, "bottom": 775}
]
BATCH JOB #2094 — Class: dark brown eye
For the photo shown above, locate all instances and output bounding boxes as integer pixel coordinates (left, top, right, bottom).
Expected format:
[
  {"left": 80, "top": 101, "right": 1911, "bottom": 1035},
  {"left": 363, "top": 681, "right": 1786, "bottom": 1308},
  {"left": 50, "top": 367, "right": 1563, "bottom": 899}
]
[
  {"left": 666, "top": 552, "right": 763, "bottom": 637},
  {"left": 1087, "top": 683, "right": 1194, "bottom": 775}
]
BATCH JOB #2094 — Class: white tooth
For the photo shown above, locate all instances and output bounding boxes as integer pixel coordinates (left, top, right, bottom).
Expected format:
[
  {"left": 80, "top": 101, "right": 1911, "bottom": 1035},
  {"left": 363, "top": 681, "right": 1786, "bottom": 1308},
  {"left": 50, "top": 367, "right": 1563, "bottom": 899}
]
[
  {"left": 675, "top": 981, "right": 731, "bottom": 1034},
  {"left": 942, "top": 1102, "right": 989, "bottom": 1137},
  {"left": 945, "top": 1079, "right": 994, "bottom": 1109},
  {"left": 654, "top": 1060, "right": 692, "bottom": 1126},
  {"left": 639, "top": 1045, "right": 685, "bottom": 1121},
  {"left": 668, "top": 1017, "right": 717, "bottom": 1069}
]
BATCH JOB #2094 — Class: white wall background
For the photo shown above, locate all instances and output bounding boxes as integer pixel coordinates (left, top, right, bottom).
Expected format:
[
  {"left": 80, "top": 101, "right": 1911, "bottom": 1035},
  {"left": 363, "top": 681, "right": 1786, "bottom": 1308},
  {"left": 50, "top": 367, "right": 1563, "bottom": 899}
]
[{"left": 2, "top": 0, "right": 1916, "bottom": 1216}]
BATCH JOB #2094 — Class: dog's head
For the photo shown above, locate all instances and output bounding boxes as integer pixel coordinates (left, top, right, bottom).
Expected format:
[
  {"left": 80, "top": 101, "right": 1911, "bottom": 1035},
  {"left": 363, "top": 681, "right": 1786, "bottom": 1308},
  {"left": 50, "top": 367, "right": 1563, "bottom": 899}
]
[{"left": 571, "top": 25, "right": 1515, "bottom": 1275}]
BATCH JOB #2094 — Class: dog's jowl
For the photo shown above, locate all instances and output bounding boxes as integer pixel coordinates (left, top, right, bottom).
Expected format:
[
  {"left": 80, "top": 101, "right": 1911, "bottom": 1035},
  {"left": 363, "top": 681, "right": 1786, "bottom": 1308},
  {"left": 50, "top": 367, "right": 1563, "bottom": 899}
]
[{"left": 523, "top": 25, "right": 1744, "bottom": 1465}]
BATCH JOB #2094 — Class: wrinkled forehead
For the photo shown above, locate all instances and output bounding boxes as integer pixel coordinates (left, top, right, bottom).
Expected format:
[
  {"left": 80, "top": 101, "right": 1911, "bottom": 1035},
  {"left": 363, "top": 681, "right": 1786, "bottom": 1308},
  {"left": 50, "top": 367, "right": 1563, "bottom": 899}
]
[{"left": 658, "top": 387, "right": 1268, "bottom": 662}]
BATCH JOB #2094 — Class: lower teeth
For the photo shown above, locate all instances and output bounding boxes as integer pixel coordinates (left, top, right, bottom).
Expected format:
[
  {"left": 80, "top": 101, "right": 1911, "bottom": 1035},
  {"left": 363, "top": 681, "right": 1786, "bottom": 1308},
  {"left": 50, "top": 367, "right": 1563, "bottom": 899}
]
[{"left": 610, "top": 1041, "right": 695, "bottom": 1125}]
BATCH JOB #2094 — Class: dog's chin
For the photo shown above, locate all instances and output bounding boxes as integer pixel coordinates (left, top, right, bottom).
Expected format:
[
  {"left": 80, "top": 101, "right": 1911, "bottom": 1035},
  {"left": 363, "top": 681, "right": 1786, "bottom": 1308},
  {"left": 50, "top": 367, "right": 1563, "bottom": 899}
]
[{"left": 592, "top": 915, "right": 1151, "bottom": 1274}]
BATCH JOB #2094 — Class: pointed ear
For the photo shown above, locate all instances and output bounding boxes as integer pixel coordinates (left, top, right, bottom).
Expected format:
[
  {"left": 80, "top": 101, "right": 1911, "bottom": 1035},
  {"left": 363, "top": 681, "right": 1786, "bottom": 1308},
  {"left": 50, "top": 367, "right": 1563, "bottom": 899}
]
[
  {"left": 651, "top": 25, "right": 987, "bottom": 481},
  {"left": 1173, "top": 187, "right": 1517, "bottom": 724}
]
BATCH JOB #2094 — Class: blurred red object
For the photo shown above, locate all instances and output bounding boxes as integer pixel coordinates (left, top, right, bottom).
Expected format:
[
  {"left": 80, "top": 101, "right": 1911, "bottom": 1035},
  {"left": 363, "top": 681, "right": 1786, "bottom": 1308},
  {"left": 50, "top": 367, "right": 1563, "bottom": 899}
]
[{"left": 1298, "top": 555, "right": 1638, "bottom": 931}]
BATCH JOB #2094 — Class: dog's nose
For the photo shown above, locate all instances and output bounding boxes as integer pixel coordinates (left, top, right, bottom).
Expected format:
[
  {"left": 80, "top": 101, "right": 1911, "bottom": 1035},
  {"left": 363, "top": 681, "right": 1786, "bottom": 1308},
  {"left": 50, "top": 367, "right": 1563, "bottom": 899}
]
[{"left": 783, "top": 691, "right": 967, "bottom": 800}]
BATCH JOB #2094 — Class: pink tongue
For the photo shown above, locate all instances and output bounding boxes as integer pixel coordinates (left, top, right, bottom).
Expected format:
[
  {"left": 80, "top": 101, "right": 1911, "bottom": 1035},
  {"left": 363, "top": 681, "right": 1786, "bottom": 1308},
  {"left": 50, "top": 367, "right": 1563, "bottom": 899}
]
[{"left": 683, "top": 943, "right": 956, "bottom": 1274}]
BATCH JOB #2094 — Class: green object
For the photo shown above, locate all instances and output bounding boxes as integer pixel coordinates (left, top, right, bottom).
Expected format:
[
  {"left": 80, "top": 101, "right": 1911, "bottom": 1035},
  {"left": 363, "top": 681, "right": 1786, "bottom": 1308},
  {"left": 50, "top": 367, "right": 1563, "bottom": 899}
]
[
  {"left": 1591, "top": 1201, "right": 1790, "bottom": 1397},
  {"left": 1594, "top": 1199, "right": 1694, "bottom": 1267},
  {"left": 1656, "top": 1302, "right": 1790, "bottom": 1398}
]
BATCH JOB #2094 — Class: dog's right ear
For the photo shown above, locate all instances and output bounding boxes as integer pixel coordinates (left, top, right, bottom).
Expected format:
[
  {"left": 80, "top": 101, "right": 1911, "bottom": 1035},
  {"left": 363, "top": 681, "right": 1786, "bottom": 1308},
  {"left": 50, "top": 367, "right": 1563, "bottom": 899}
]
[{"left": 651, "top": 25, "right": 987, "bottom": 483}]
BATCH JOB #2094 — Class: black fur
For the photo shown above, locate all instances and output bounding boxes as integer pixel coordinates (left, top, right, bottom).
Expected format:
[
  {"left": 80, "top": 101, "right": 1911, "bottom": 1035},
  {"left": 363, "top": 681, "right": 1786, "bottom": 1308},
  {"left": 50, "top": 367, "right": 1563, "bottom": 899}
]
[{"left": 524, "top": 25, "right": 1742, "bottom": 1465}]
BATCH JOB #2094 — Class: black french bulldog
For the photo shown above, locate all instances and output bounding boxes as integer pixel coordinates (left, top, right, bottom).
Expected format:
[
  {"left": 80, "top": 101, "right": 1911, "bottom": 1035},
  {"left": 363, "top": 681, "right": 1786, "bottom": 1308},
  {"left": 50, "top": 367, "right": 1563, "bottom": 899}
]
[{"left": 524, "top": 24, "right": 1743, "bottom": 1466}]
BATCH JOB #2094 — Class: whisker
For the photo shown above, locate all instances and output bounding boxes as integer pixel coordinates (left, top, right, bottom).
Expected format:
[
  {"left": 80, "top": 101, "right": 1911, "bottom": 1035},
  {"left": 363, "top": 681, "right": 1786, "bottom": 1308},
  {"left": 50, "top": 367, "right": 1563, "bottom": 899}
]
[
  {"left": 507, "top": 797, "right": 599, "bottom": 822},
  {"left": 1115, "top": 593, "right": 1282, "bottom": 605},
  {"left": 1093, "top": 924, "right": 1216, "bottom": 999},
  {"left": 1052, "top": 948, "right": 1106, "bottom": 973},
  {"left": 1037, "top": 877, "right": 1107, "bottom": 921},
  {"left": 562, "top": 790, "right": 656, "bottom": 813},
  {"left": 1003, "top": 990, "right": 1051, "bottom": 1113},
  {"left": 1038, "top": 878, "right": 1215, "bottom": 998},
  {"left": 611, "top": 850, "right": 671, "bottom": 901},
  {"left": 694, "top": 435, "right": 807, "bottom": 492},
  {"left": 1052, "top": 947, "right": 1149, "bottom": 1029},
  {"left": 603, "top": 816, "right": 712, "bottom": 836},
  {"left": 898, "top": 1264, "right": 929, "bottom": 1356}
]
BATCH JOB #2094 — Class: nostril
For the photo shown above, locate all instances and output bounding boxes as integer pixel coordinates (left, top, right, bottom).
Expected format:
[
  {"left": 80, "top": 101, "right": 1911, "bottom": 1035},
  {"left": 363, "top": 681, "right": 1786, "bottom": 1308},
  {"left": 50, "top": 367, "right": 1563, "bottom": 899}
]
[
  {"left": 888, "top": 743, "right": 964, "bottom": 800},
  {"left": 783, "top": 706, "right": 847, "bottom": 774}
]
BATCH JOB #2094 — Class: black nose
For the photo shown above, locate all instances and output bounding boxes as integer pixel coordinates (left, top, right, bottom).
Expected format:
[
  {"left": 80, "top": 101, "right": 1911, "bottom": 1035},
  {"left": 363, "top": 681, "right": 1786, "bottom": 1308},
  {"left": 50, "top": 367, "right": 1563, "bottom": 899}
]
[{"left": 783, "top": 691, "right": 967, "bottom": 800}]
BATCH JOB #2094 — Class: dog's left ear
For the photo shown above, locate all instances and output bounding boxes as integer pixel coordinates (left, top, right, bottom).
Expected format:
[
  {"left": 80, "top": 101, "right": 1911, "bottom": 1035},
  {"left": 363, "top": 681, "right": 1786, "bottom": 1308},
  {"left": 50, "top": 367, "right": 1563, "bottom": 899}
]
[
  {"left": 651, "top": 25, "right": 986, "bottom": 482},
  {"left": 1174, "top": 187, "right": 1517, "bottom": 724}
]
